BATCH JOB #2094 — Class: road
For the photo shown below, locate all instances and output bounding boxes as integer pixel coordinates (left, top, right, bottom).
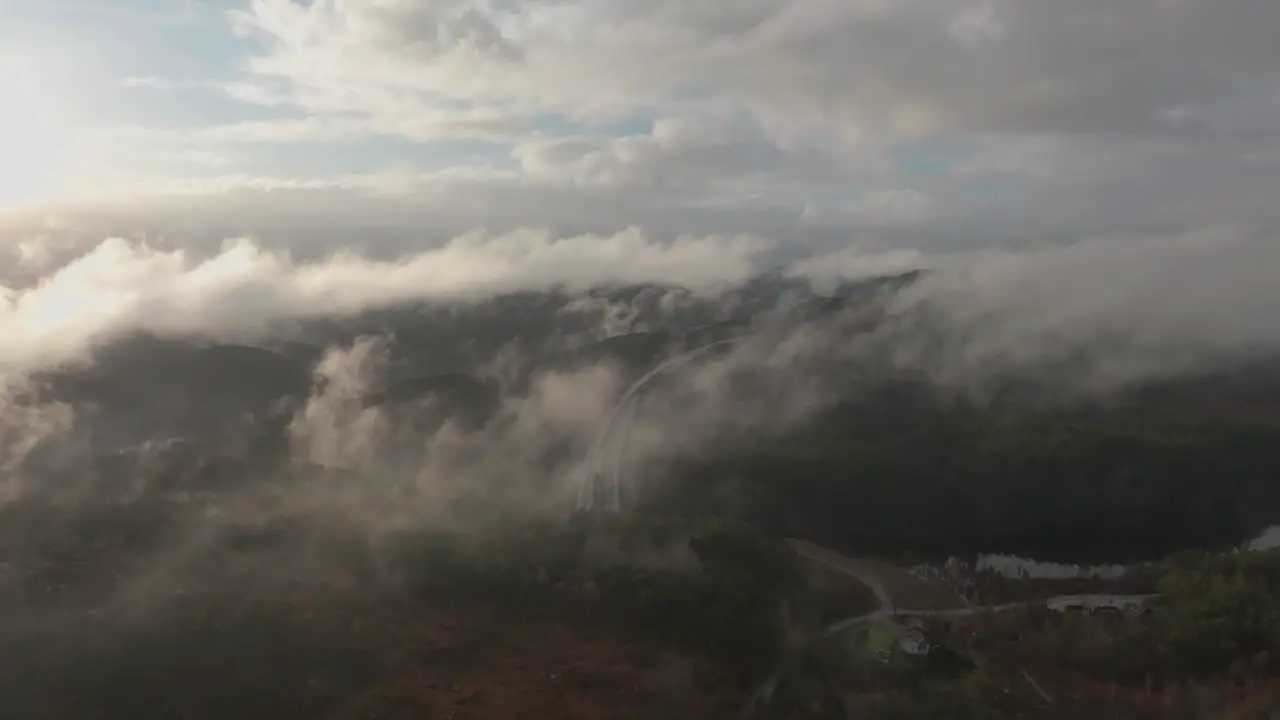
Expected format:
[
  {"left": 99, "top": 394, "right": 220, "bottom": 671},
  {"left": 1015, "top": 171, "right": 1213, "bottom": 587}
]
[
  {"left": 742, "top": 540, "right": 897, "bottom": 716},
  {"left": 577, "top": 337, "right": 741, "bottom": 512},
  {"left": 786, "top": 539, "right": 894, "bottom": 630},
  {"left": 789, "top": 540, "right": 1159, "bottom": 634},
  {"left": 585, "top": 332, "right": 927, "bottom": 515}
]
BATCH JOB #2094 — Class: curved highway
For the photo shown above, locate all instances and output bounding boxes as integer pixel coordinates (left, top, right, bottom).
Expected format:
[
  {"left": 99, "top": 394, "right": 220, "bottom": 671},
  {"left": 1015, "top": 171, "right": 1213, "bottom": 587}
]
[{"left": 576, "top": 337, "right": 741, "bottom": 512}]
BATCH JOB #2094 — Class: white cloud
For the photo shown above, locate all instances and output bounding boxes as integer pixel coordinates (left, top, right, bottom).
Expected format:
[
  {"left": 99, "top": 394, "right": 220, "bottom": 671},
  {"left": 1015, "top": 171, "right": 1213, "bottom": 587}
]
[
  {"left": 0, "top": 229, "right": 774, "bottom": 371},
  {"left": 229, "top": 0, "right": 1280, "bottom": 137},
  {"left": 142, "top": 150, "right": 233, "bottom": 169},
  {"left": 947, "top": 3, "right": 1005, "bottom": 51},
  {"left": 92, "top": 0, "right": 1259, "bottom": 256},
  {"left": 848, "top": 189, "right": 936, "bottom": 226},
  {"left": 102, "top": 112, "right": 523, "bottom": 150},
  {"left": 11, "top": 1, "right": 1280, "bottom": 306},
  {"left": 119, "top": 76, "right": 176, "bottom": 90},
  {"left": 6, "top": 210, "right": 1280, "bottom": 398},
  {"left": 877, "top": 227, "right": 1280, "bottom": 390},
  {"left": 5, "top": 215, "right": 1280, "bottom": 511},
  {"left": 511, "top": 114, "right": 861, "bottom": 194},
  {"left": 215, "top": 80, "right": 292, "bottom": 107},
  {"left": 195, "top": 117, "right": 372, "bottom": 144},
  {"left": 194, "top": 111, "right": 525, "bottom": 144},
  {"left": 789, "top": 246, "right": 929, "bottom": 286}
]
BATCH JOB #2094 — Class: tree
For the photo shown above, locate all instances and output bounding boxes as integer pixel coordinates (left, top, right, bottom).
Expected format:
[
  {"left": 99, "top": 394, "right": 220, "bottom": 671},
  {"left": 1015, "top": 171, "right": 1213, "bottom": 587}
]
[{"left": 1158, "top": 548, "right": 1280, "bottom": 677}]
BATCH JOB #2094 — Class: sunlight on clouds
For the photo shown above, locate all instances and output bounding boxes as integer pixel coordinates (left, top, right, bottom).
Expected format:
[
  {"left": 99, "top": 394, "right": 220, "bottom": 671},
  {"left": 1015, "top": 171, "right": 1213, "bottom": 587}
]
[
  {"left": 0, "top": 0, "right": 1276, "bottom": 262},
  {"left": 0, "top": 230, "right": 776, "bottom": 371}
]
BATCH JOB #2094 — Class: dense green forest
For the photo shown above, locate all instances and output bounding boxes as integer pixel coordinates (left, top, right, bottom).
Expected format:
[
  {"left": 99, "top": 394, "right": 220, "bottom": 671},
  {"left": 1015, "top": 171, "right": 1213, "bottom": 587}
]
[{"left": 649, "top": 366, "right": 1280, "bottom": 565}]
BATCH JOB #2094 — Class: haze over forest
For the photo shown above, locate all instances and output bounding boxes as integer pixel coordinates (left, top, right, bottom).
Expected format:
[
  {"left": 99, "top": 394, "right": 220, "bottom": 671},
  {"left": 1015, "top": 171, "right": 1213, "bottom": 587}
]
[{"left": 3, "top": 1, "right": 1280, "bottom": 717}]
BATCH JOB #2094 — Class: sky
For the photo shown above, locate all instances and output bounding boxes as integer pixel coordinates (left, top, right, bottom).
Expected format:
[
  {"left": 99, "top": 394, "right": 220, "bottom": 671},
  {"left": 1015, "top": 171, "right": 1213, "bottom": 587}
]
[
  {"left": 2, "top": 0, "right": 1280, "bottom": 371},
  {"left": 0, "top": 0, "right": 1275, "bottom": 228}
]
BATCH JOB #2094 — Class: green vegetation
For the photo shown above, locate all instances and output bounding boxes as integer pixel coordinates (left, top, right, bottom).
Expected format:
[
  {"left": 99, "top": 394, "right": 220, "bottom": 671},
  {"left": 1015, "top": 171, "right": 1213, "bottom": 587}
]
[
  {"left": 7, "top": 504, "right": 1280, "bottom": 717},
  {"left": 747, "top": 548, "right": 1280, "bottom": 718},
  {"left": 992, "top": 547, "right": 1280, "bottom": 685},
  {"left": 1160, "top": 547, "right": 1280, "bottom": 678},
  {"left": 657, "top": 367, "right": 1280, "bottom": 564},
  {"left": 386, "top": 516, "right": 802, "bottom": 679}
]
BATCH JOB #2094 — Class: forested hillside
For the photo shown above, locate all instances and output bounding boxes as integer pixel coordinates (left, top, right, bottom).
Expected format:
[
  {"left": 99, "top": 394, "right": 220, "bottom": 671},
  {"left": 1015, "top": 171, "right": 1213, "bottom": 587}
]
[{"left": 649, "top": 364, "right": 1280, "bottom": 564}]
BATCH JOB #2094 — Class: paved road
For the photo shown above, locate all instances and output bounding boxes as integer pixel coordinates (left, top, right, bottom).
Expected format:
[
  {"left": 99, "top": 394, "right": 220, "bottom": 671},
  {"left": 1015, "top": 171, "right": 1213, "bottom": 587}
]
[
  {"left": 577, "top": 337, "right": 741, "bottom": 512},
  {"left": 789, "top": 540, "right": 1160, "bottom": 636},
  {"left": 788, "top": 539, "right": 892, "bottom": 611},
  {"left": 742, "top": 540, "right": 897, "bottom": 716},
  {"left": 786, "top": 539, "right": 898, "bottom": 635}
]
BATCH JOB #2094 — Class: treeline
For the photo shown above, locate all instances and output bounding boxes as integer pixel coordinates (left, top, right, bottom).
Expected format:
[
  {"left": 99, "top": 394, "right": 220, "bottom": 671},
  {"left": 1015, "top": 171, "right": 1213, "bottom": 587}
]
[
  {"left": 651, "top": 367, "right": 1280, "bottom": 564},
  {"left": 1159, "top": 547, "right": 1280, "bottom": 678},
  {"left": 964, "top": 547, "right": 1280, "bottom": 683}
]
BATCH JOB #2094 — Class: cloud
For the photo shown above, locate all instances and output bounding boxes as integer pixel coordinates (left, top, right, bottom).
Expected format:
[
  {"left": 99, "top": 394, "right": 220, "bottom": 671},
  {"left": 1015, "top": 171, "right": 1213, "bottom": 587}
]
[
  {"left": 3, "top": 217, "right": 1280, "bottom": 631},
  {"left": 195, "top": 118, "right": 374, "bottom": 144},
  {"left": 216, "top": 80, "right": 292, "bottom": 107},
  {"left": 6, "top": 212, "right": 1280, "bottom": 402},
  {"left": 280, "top": 335, "right": 626, "bottom": 528},
  {"left": 288, "top": 336, "right": 394, "bottom": 471},
  {"left": 118, "top": 76, "right": 178, "bottom": 90},
  {"left": 152, "top": 151, "right": 232, "bottom": 168},
  {"left": 798, "top": 190, "right": 938, "bottom": 231},
  {"left": 512, "top": 114, "right": 861, "bottom": 194},
  {"left": 870, "top": 226, "right": 1280, "bottom": 393},
  {"left": 0, "top": 376, "right": 74, "bottom": 487},
  {"left": 56, "top": 124, "right": 1280, "bottom": 267},
  {"left": 0, "top": 229, "right": 774, "bottom": 373},
  {"left": 230, "top": 0, "right": 1280, "bottom": 137},
  {"left": 25, "top": 0, "right": 1276, "bottom": 279},
  {"left": 13, "top": 0, "right": 1280, "bottom": 406},
  {"left": 787, "top": 246, "right": 929, "bottom": 287},
  {"left": 105, "top": 113, "right": 524, "bottom": 150},
  {"left": 193, "top": 112, "right": 525, "bottom": 144}
]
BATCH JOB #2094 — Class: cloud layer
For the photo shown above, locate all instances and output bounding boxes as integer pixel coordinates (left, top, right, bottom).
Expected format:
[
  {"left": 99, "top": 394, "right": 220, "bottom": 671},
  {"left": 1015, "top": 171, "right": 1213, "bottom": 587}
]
[
  {"left": 5, "top": 220, "right": 1280, "bottom": 389},
  {"left": 12, "top": 0, "right": 1266, "bottom": 268},
  {"left": 0, "top": 229, "right": 773, "bottom": 371},
  {"left": 229, "top": 0, "right": 1280, "bottom": 136}
]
